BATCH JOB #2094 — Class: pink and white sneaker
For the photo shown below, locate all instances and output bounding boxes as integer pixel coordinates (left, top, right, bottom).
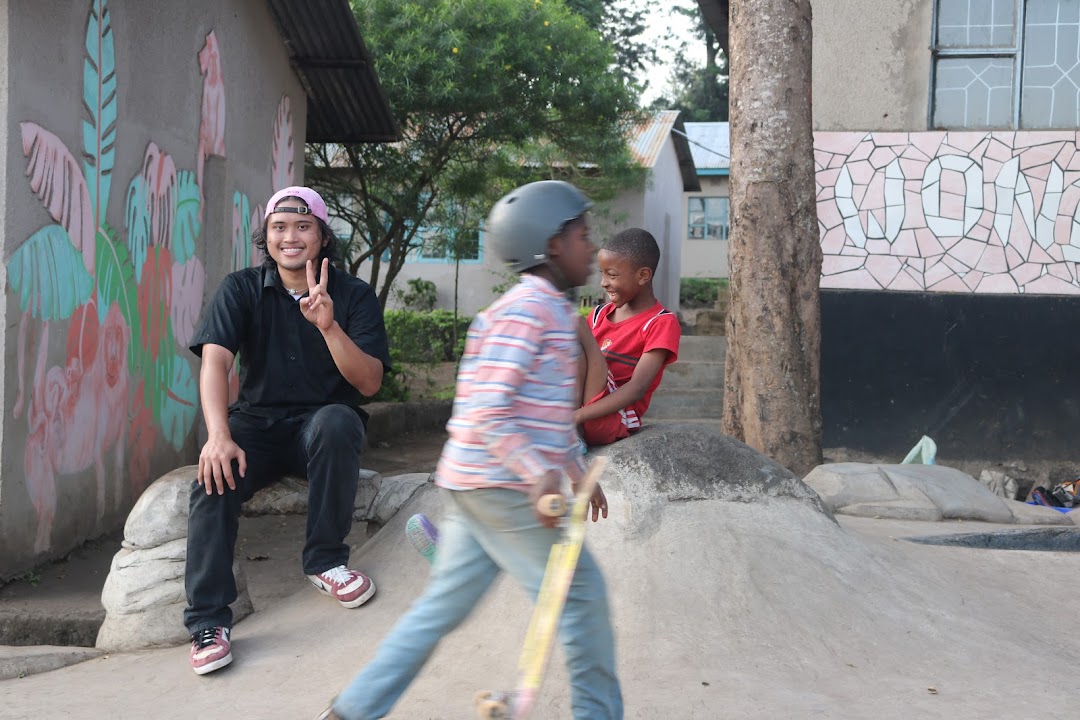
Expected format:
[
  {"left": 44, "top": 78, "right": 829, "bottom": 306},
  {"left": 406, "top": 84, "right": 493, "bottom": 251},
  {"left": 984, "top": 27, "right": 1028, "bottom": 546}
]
[
  {"left": 307, "top": 565, "right": 376, "bottom": 608},
  {"left": 189, "top": 626, "right": 232, "bottom": 675}
]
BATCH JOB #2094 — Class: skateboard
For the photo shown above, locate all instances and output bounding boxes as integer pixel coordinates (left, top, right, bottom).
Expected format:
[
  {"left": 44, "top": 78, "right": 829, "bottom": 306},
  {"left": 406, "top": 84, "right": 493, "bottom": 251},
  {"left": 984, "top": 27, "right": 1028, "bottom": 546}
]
[
  {"left": 406, "top": 513, "right": 439, "bottom": 565},
  {"left": 474, "top": 456, "right": 609, "bottom": 720}
]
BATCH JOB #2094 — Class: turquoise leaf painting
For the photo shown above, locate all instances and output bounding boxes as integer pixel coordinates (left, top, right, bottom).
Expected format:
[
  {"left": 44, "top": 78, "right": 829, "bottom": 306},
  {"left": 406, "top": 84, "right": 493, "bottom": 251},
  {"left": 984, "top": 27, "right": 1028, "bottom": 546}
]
[
  {"left": 8, "top": 224, "right": 95, "bottom": 321},
  {"left": 158, "top": 351, "right": 198, "bottom": 451},
  {"left": 173, "top": 170, "right": 201, "bottom": 264},
  {"left": 232, "top": 191, "right": 252, "bottom": 270},
  {"left": 83, "top": 0, "right": 117, "bottom": 229},
  {"left": 125, "top": 174, "right": 150, "bottom": 281}
]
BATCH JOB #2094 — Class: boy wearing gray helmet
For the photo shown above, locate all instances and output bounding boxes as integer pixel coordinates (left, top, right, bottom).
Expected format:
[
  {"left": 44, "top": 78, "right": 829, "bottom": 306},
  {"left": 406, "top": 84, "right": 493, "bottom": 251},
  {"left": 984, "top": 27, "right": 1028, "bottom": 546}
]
[{"left": 322, "top": 181, "right": 623, "bottom": 720}]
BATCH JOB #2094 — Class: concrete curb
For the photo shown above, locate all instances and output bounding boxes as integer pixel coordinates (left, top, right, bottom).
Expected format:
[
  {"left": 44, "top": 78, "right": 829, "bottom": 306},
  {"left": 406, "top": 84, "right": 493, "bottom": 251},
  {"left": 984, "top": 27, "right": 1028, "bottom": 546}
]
[
  {"left": 0, "top": 645, "right": 104, "bottom": 681},
  {"left": 363, "top": 400, "right": 452, "bottom": 447}
]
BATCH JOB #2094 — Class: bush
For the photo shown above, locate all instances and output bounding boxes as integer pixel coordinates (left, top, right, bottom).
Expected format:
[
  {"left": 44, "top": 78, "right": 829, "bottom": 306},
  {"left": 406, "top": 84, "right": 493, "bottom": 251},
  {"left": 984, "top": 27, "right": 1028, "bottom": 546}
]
[
  {"left": 367, "top": 347, "right": 411, "bottom": 403},
  {"left": 680, "top": 278, "right": 728, "bottom": 309},
  {"left": 384, "top": 309, "right": 472, "bottom": 363},
  {"left": 395, "top": 278, "right": 438, "bottom": 312}
]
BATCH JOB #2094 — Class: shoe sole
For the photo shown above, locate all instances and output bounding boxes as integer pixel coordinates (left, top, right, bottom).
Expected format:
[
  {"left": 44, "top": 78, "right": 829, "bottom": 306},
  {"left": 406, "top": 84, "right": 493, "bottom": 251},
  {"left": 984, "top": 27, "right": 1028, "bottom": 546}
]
[
  {"left": 309, "top": 576, "right": 377, "bottom": 609},
  {"left": 192, "top": 651, "right": 233, "bottom": 675},
  {"left": 406, "top": 513, "right": 438, "bottom": 565}
]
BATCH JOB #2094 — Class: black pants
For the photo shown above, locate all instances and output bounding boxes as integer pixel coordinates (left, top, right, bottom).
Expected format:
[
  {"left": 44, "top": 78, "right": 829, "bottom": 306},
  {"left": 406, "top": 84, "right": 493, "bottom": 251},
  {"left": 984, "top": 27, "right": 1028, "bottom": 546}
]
[{"left": 183, "top": 404, "right": 365, "bottom": 633}]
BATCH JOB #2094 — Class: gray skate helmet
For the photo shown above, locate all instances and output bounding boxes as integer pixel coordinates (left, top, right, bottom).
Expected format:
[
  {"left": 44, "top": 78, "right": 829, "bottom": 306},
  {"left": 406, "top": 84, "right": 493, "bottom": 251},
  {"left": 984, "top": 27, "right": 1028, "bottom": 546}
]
[{"left": 486, "top": 181, "right": 593, "bottom": 273}]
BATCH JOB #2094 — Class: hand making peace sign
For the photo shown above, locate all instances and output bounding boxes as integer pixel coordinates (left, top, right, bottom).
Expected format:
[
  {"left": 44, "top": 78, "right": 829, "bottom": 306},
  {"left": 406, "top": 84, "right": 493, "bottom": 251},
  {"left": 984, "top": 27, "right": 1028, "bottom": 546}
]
[{"left": 299, "top": 258, "right": 335, "bottom": 332}]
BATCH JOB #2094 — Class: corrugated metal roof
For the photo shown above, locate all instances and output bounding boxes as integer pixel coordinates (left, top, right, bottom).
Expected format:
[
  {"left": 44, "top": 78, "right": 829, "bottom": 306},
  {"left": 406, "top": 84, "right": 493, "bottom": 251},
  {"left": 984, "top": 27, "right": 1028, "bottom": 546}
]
[
  {"left": 684, "top": 122, "right": 730, "bottom": 170},
  {"left": 627, "top": 111, "right": 700, "bottom": 191},
  {"left": 266, "top": 0, "right": 399, "bottom": 143},
  {"left": 628, "top": 110, "right": 680, "bottom": 168}
]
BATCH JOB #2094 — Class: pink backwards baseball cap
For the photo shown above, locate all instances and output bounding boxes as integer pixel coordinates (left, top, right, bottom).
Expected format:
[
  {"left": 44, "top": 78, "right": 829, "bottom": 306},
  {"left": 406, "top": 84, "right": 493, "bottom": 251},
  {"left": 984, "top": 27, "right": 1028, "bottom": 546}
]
[{"left": 264, "top": 186, "right": 329, "bottom": 224}]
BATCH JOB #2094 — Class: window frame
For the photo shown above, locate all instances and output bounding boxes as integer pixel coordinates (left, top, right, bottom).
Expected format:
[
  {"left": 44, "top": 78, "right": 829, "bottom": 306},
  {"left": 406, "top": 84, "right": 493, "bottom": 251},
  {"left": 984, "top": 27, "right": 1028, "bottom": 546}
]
[
  {"left": 687, "top": 195, "right": 730, "bottom": 242},
  {"left": 412, "top": 226, "right": 483, "bottom": 264},
  {"left": 929, "top": 0, "right": 1026, "bottom": 130}
]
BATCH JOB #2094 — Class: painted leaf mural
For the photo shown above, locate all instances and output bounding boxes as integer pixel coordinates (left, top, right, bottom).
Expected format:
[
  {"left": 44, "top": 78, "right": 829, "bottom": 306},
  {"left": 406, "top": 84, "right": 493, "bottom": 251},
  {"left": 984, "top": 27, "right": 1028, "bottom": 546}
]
[
  {"left": 9, "top": 224, "right": 95, "bottom": 320},
  {"left": 170, "top": 255, "right": 205, "bottom": 348},
  {"left": 126, "top": 380, "right": 157, "bottom": 496},
  {"left": 124, "top": 174, "right": 150, "bottom": 282},
  {"left": 157, "top": 351, "right": 198, "bottom": 451},
  {"left": 173, "top": 170, "right": 201, "bottom": 264},
  {"left": 271, "top": 94, "right": 294, "bottom": 191},
  {"left": 94, "top": 224, "right": 143, "bottom": 370},
  {"left": 21, "top": 123, "right": 95, "bottom": 274},
  {"left": 139, "top": 143, "right": 177, "bottom": 250},
  {"left": 82, "top": 0, "right": 117, "bottom": 230},
  {"left": 251, "top": 203, "right": 265, "bottom": 266},
  {"left": 136, "top": 246, "right": 173, "bottom": 362},
  {"left": 232, "top": 191, "right": 252, "bottom": 270}
]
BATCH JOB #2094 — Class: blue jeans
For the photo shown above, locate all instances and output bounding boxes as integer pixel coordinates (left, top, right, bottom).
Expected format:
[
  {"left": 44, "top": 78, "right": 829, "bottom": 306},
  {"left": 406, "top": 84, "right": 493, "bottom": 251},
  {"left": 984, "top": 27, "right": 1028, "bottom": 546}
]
[{"left": 334, "top": 488, "right": 623, "bottom": 720}]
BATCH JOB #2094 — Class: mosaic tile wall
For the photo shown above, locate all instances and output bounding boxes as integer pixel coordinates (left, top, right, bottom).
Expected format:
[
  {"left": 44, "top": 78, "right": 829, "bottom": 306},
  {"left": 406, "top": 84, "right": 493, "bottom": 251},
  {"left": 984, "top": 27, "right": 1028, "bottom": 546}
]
[{"left": 814, "top": 131, "right": 1080, "bottom": 295}]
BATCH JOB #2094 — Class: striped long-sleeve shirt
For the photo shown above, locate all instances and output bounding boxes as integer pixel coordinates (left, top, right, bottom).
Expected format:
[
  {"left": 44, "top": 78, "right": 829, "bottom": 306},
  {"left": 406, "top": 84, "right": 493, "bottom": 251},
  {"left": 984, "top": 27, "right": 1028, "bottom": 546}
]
[{"left": 435, "top": 274, "right": 586, "bottom": 492}]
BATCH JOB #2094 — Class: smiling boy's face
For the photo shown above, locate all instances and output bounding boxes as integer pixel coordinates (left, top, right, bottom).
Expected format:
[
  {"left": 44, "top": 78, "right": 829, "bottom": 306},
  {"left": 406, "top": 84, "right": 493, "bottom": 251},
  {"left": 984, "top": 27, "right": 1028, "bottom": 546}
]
[{"left": 597, "top": 249, "right": 646, "bottom": 307}]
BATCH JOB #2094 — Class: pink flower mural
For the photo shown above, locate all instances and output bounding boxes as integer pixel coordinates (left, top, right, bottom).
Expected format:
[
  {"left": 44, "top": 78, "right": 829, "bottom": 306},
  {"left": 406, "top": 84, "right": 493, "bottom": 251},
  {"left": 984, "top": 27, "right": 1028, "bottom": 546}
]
[
  {"left": 197, "top": 29, "right": 226, "bottom": 218},
  {"left": 10, "top": 0, "right": 300, "bottom": 555},
  {"left": 815, "top": 131, "right": 1080, "bottom": 295}
]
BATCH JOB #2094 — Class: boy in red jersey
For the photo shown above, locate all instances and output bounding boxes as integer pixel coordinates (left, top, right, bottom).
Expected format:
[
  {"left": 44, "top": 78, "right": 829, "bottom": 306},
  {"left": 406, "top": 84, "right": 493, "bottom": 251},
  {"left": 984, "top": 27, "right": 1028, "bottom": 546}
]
[{"left": 574, "top": 228, "right": 681, "bottom": 446}]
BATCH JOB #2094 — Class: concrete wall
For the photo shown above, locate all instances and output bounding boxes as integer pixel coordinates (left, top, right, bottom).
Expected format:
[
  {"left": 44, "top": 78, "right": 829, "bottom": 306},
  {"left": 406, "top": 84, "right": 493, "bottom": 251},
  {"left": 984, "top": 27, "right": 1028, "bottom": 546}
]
[
  {"left": 1, "top": 0, "right": 307, "bottom": 577},
  {"left": 812, "top": 0, "right": 933, "bottom": 131},
  {"left": 682, "top": 175, "right": 729, "bottom": 279},
  {"left": 0, "top": 1, "right": 9, "bottom": 512}
]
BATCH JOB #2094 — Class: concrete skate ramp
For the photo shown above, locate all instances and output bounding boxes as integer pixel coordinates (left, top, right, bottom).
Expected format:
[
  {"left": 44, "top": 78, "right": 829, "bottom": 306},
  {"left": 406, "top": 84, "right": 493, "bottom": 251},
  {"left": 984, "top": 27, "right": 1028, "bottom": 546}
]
[{"left": 2, "top": 424, "right": 1078, "bottom": 719}]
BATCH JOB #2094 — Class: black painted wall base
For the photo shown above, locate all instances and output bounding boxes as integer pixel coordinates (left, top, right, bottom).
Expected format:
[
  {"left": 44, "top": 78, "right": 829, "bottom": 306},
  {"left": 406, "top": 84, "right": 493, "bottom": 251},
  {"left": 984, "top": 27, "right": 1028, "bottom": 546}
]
[{"left": 821, "top": 290, "right": 1080, "bottom": 460}]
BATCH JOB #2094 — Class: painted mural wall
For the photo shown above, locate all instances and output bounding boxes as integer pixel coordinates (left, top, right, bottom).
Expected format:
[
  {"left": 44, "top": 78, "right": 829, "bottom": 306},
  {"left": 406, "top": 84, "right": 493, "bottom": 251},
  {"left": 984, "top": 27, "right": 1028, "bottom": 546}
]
[
  {"left": 815, "top": 131, "right": 1080, "bottom": 295},
  {"left": 2, "top": 0, "right": 299, "bottom": 574}
]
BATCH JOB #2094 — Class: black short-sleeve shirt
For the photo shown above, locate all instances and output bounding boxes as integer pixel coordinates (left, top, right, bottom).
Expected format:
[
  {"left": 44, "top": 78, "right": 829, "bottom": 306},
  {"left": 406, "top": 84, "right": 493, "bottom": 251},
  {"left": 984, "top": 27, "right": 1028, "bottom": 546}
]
[{"left": 189, "top": 264, "right": 392, "bottom": 422}]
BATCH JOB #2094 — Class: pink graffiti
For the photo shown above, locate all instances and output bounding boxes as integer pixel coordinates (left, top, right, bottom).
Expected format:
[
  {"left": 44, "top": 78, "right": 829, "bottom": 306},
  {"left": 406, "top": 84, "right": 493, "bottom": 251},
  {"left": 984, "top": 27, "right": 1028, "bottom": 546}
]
[
  {"left": 139, "top": 143, "right": 177, "bottom": 250},
  {"left": 20, "top": 122, "right": 96, "bottom": 274},
  {"left": 24, "top": 300, "right": 129, "bottom": 550},
  {"left": 197, "top": 30, "right": 226, "bottom": 217},
  {"left": 170, "top": 255, "right": 206, "bottom": 348}
]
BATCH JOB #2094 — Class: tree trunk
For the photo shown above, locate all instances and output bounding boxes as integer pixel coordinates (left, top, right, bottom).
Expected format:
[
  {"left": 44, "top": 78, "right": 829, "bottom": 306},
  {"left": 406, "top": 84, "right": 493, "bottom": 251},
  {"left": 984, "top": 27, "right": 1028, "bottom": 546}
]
[{"left": 713, "top": 0, "right": 822, "bottom": 476}]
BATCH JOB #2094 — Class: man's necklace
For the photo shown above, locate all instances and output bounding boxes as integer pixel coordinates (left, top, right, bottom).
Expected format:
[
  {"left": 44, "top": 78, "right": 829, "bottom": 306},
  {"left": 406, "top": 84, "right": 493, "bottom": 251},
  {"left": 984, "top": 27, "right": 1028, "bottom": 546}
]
[{"left": 285, "top": 286, "right": 306, "bottom": 294}]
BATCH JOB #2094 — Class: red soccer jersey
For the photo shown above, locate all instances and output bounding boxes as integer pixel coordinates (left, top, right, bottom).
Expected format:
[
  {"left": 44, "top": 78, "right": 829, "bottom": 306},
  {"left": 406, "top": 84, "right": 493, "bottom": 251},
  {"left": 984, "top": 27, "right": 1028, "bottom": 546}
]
[{"left": 588, "top": 300, "right": 681, "bottom": 431}]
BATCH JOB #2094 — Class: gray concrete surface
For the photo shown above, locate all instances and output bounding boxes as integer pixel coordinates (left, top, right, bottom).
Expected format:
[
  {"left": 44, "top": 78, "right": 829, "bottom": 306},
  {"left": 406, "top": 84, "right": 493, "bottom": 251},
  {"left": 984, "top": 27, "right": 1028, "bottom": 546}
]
[{"left": 1, "top": 424, "right": 1077, "bottom": 720}]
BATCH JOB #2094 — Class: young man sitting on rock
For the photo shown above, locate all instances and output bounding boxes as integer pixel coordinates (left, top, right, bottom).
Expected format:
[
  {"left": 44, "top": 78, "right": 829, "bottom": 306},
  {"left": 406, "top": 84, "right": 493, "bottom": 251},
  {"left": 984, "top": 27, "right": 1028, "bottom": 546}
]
[{"left": 184, "top": 186, "right": 391, "bottom": 675}]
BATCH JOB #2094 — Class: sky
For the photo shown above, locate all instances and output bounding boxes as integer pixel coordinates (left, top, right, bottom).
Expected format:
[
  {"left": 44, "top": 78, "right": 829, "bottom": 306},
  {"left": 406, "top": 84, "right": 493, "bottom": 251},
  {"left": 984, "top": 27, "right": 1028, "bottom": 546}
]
[{"left": 630, "top": 0, "right": 702, "bottom": 105}]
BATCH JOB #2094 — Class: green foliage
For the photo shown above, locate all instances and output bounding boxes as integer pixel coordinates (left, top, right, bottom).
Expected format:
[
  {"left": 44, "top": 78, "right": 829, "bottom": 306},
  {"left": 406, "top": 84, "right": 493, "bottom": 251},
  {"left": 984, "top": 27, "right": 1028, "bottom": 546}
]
[
  {"left": 680, "top": 277, "right": 728, "bottom": 308},
  {"left": 17, "top": 569, "right": 41, "bottom": 587},
  {"left": 384, "top": 310, "right": 472, "bottom": 363},
  {"left": 648, "top": 3, "right": 728, "bottom": 121},
  {"left": 312, "top": 0, "right": 642, "bottom": 306},
  {"left": 564, "top": 0, "right": 656, "bottom": 86},
  {"left": 396, "top": 278, "right": 438, "bottom": 312},
  {"left": 367, "top": 348, "right": 412, "bottom": 403},
  {"left": 367, "top": 309, "right": 474, "bottom": 403}
]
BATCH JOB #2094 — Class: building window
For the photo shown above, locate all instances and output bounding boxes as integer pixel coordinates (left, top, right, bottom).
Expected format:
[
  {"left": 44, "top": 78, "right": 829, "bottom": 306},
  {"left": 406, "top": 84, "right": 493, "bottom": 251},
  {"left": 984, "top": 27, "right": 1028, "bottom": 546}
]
[
  {"left": 416, "top": 227, "right": 481, "bottom": 263},
  {"left": 932, "top": 0, "right": 1080, "bottom": 129},
  {"left": 688, "top": 197, "right": 729, "bottom": 240}
]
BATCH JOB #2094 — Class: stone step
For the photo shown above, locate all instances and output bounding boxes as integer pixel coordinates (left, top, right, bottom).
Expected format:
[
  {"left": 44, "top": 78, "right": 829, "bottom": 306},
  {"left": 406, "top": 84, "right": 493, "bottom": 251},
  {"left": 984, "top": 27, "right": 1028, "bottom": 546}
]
[
  {"left": 662, "top": 360, "right": 724, "bottom": 389},
  {"left": 647, "top": 388, "right": 725, "bottom": 419},
  {"left": 678, "top": 335, "right": 727, "bottom": 363},
  {"left": 643, "top": 417, "right": 724, "bottom": 431}
]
